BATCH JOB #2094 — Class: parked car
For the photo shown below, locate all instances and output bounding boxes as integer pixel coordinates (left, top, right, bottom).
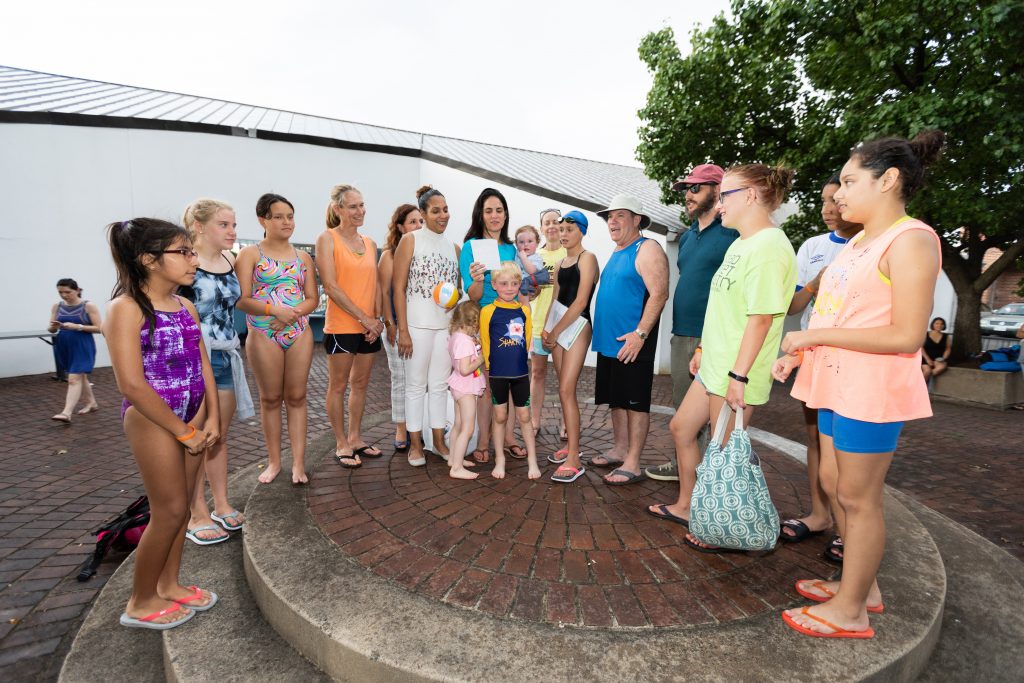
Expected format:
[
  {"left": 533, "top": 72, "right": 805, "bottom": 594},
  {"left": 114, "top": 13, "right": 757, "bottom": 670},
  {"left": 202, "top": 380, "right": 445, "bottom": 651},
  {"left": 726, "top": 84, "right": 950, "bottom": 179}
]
[{"left": 980, "top": 302, "right": 1024, "bottom": 337}]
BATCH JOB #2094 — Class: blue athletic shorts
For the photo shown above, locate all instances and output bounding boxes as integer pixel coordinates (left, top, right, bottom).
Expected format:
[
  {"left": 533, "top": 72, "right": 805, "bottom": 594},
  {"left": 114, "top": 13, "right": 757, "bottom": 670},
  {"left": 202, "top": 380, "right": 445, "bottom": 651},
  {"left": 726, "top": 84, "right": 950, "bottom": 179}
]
[
  {"left": 210, "top": 350, "right": 233, "bottom": 390},
  {"left": 531, "top": 337, "right": 549, "bottom": 356},
  {"left": 817, "top": 409, "right": 903, "bottom": 454}
]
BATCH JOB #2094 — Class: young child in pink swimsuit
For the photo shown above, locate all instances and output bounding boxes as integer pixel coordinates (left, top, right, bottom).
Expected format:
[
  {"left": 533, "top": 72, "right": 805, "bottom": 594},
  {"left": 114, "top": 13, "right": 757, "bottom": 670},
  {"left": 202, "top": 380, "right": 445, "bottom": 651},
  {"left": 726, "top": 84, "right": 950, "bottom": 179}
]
[{"left": 445, "top": 301, "right": 486, "bottom": 479}]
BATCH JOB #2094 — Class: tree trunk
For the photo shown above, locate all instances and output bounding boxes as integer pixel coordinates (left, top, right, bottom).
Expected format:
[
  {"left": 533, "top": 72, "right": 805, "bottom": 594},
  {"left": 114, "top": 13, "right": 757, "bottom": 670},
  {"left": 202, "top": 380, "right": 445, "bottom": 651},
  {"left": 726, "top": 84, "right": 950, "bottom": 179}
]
[{"left": 951, "top": 289, "right": 982, "bottom": 363}]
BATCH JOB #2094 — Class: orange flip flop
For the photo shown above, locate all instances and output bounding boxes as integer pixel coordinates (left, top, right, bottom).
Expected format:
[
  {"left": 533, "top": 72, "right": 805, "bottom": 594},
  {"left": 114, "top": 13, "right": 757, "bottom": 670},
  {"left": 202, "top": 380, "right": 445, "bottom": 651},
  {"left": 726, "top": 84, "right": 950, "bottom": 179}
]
[
  {"left": 794, "top": 580, "right": 884, "bottom": 614},
  {"left": 782, "top": 607, "right": 874, "bottom": 639}
]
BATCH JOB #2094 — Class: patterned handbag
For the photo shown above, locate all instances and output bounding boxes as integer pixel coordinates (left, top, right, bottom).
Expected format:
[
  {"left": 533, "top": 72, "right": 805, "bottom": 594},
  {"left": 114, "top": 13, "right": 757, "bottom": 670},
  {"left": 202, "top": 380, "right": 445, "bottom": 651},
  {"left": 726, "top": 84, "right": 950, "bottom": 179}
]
[{"left": 689, "top": 404, "right": 779, "bottom": 551}]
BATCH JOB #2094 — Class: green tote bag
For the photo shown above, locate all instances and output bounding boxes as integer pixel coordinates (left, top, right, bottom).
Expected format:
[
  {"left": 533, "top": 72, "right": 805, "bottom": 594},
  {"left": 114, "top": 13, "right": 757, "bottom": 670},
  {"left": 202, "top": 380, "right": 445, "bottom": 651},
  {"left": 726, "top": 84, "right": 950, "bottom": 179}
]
[{"left": 689, "top": 403, "right": 779, "bottom": 551}]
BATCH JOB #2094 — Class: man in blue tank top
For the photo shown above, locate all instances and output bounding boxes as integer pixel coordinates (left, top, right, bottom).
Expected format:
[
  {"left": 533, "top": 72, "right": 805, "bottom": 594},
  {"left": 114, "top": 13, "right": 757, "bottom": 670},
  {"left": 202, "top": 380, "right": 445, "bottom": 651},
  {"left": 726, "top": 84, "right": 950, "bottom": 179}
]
[{"left": 591, "top": 194, "right": 669, "bottom": 486}]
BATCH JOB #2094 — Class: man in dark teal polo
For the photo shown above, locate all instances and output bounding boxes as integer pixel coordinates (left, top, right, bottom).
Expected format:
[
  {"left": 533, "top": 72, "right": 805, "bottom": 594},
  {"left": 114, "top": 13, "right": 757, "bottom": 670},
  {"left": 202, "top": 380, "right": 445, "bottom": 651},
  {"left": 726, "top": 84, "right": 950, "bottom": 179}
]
[{"left": 645, "top": 163, "right": 738, "bottom": 482}]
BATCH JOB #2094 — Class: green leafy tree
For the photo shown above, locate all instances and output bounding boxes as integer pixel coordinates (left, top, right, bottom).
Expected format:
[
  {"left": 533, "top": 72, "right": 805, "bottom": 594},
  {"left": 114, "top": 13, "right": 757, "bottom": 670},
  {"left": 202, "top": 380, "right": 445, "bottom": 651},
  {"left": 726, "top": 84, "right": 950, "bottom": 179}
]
[{"left": 638, "top": 0, "right": 1024, "bottom": 361}]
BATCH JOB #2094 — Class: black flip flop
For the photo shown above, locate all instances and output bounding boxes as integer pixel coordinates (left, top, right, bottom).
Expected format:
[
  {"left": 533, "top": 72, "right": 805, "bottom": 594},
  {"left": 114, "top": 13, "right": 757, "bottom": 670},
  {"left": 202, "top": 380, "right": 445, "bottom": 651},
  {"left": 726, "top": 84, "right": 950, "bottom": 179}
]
[
  {"left": 646, "top": 504, "right": 689, "bottom": 528},
  {"left": 586, "top": 455, "right": 625, "bottom": 469},
  {"left": 603, "top": 468, "right": 643, "bottom": 486},
  {"left": 336, "top": 453, "right": 362, "bottom": 469},
  {"left": 683, "top": 535, "right": 743, "bottom": 554},
  {"left": 354, "top": 445, "right": 383, "bottom": 459},
  {"left": 779, "top": 519, "right": 826, "bottom": 543}
]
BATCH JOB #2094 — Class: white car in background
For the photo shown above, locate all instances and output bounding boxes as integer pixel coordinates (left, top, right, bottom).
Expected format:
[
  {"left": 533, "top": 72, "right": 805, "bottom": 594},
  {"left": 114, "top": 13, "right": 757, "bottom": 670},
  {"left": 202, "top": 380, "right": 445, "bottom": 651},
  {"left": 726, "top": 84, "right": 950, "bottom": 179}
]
[{"left": 980, "top": 303, "right": 1024, "bottom": 338}]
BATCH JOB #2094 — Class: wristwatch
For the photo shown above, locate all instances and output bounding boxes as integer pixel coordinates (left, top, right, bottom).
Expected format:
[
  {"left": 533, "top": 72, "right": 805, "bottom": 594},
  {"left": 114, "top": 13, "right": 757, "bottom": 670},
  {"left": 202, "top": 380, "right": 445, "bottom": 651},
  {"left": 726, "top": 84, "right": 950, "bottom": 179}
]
[{"left": 635, "top": 329, "right": 648, "bottom": 340}]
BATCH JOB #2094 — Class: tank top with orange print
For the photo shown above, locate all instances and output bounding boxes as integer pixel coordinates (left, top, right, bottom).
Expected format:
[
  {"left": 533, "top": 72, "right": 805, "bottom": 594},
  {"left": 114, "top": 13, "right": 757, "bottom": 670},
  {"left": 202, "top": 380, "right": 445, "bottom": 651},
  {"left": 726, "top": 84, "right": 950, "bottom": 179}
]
[
  {"left": 791, "top": 217, "right": 940, "bottom": 423},
  {"left": 324, "top": 231, "right": 377, "bottom": 334}
]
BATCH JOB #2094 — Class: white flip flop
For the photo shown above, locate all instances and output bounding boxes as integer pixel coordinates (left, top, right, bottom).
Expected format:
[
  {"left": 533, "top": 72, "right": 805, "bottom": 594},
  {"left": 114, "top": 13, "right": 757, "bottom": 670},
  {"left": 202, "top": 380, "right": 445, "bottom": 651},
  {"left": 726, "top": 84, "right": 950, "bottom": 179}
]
[{"left": 185, "top": 525, "right": 228, "bottom": 546}]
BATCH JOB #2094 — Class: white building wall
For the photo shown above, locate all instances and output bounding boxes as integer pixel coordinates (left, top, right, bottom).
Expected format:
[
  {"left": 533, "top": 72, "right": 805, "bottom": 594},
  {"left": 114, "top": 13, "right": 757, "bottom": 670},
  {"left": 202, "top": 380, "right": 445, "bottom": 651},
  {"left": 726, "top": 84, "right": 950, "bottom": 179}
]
[{"left": 1, "top": 123, "right": 419, "bottom": 377}]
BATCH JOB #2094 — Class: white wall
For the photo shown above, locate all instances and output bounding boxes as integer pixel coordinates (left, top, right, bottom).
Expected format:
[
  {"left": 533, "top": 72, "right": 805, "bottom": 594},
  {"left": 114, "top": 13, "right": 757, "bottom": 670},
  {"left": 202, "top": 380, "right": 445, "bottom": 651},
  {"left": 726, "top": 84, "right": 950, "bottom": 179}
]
[
  {"left": 419, "top": 160, "right": 672, "bottom": 373},
  {"left": 1, "top": 123, "right": 419, "bottom": 377}
]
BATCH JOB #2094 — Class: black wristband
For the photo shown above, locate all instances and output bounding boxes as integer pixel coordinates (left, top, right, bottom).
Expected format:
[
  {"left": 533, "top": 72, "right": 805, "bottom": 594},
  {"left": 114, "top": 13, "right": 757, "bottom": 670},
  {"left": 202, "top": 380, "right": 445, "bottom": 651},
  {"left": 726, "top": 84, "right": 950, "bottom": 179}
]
[{"left": 728, "top": 371, "right": 749, "bottom": 384}]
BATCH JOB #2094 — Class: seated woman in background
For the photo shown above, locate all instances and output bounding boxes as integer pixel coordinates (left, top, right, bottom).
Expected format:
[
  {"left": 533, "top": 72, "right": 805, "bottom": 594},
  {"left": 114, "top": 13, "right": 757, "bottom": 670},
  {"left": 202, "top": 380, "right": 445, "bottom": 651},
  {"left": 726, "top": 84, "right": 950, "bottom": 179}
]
[{"left": 920, "top": 317, "right": 951, "bottom": 381}]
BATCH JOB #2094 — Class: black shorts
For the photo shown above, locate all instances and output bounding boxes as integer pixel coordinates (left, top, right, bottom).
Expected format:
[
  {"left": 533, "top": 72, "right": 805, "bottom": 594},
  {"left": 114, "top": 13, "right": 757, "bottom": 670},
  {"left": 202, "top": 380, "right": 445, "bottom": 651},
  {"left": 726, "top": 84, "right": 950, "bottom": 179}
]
[
  {"left": 594, "top": 353, "right": 654, "bottom": 413},
  {"left": 489, "top": 375, "right": 531, "bottom": 408},
  {"left": 324, "top": 333, "right": 381, "bottom": 355}
]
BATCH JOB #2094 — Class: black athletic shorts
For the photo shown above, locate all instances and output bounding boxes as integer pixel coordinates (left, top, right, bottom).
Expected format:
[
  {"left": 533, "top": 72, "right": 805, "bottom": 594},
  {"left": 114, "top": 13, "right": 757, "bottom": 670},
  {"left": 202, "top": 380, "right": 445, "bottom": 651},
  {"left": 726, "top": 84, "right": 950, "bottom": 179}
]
[
  {"left": 594, "top": 353, "right": 654, "bottom": 413},
  {"left": 324, "top": 333, "right": 381, "bottom": 355},
  {"left": 489, "top": 375, "right": 531, "bottom": 408}
]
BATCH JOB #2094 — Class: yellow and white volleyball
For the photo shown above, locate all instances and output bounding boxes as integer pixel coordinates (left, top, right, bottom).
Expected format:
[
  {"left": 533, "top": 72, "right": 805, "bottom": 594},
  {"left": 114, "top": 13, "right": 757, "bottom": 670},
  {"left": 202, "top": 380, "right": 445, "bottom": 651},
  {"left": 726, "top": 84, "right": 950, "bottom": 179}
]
[{"left": 432, "top": 282, "right": 459, "bottom": 310}]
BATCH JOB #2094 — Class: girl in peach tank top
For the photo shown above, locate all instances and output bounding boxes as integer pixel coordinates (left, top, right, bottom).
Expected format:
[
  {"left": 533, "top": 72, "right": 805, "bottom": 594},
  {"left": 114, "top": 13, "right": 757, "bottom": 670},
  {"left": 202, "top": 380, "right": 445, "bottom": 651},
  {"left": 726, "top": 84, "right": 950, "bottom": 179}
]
[{"left": 772, "top": 131, "right": 945, "bottom": 641}]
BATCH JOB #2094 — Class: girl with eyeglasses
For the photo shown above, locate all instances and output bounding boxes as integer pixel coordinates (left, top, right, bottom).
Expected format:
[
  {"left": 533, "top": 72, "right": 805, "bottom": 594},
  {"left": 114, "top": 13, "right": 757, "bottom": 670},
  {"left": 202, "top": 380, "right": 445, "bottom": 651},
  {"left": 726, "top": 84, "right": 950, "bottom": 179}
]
[
  {"left": 773, "top": 131, "right": 944, "bottom": 639},
  {"left": 236, "top": 194, "right": 319, "bottom": 484},
  {"left": 104, "top": 218, "right": 220, "bottom": 630},
  {"left": 649, "top": 164, "right": 796, "bottom": 549}
]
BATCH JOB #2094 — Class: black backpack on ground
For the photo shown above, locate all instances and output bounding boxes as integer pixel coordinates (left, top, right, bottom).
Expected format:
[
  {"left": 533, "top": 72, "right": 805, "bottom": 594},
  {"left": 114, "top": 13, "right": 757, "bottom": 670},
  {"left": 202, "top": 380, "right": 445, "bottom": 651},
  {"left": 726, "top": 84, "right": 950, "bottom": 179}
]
[{"left": 76, "top": 495, "right": 150, "bottom": 581}]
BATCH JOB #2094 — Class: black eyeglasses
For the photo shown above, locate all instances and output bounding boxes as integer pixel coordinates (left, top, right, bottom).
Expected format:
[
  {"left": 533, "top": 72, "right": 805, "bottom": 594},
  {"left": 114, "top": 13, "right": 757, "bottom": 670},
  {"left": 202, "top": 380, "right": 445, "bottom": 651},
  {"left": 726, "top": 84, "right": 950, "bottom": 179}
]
[
  {"left": 681, "top": 183, "right": 714, "bottom": 195},
  {"left": 560, "top": 217, "right": 580, "bottom": 226},
  {"left": 718, "top": 187, "right": 749, "bottom": 204},
  {"left": 152, "top": 248, "right": 199, "bottom": 258}
]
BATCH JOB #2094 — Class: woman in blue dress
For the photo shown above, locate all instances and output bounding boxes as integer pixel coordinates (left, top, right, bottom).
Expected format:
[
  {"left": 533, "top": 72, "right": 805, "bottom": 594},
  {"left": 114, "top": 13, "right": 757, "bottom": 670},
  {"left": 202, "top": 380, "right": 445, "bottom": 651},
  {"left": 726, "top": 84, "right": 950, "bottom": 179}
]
[{"left": 48, "top": 278, "right": 102, "bottom": 422}]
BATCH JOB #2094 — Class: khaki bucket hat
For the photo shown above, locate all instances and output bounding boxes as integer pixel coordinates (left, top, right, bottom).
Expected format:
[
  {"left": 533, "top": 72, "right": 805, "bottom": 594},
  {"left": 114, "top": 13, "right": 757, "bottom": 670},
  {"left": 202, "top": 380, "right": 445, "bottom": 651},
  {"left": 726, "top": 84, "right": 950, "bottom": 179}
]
[{"left": 596, "top": 194, "right": 652, "bottom": 229}]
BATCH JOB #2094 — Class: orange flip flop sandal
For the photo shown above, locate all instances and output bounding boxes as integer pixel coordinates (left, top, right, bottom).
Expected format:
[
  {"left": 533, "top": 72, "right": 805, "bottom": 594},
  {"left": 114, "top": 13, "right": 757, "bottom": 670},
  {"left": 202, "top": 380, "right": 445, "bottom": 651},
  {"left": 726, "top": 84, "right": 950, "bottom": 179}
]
[
  {"left": 794, "top": 580, "right": 884, "bottom": 614},
  {"left": 782, "top": 607, "right": 875, "bottom": 639}
]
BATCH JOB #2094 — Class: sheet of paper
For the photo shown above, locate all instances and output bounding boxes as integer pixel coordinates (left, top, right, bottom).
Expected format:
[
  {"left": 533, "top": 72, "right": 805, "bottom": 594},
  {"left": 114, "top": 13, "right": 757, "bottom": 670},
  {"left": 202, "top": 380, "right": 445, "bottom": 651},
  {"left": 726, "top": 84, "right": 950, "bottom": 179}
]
[
  {"left": 543, "top": 300, "right": 588, "bottom": 350},
  {"left": 473, "top": 239, "right": 503, "bottom": 270}
]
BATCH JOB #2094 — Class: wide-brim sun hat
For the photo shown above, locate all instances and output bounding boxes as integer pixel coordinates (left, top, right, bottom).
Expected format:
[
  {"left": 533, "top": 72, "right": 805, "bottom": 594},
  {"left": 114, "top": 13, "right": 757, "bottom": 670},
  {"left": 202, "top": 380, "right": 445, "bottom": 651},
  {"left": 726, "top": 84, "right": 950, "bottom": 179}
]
[{"left": 597, "top": 194, "right": 651, "bottom": 229}]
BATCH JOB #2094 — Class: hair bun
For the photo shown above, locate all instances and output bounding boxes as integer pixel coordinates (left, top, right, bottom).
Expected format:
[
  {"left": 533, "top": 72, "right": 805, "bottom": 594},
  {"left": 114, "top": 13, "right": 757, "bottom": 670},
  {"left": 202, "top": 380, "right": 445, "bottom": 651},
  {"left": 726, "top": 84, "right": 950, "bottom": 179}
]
[
  {"left": 909, "top": 129, "right": 945, "bottom": 169},
  {"left": 415, "top": 185, "right": 433, "bottom": 200}
]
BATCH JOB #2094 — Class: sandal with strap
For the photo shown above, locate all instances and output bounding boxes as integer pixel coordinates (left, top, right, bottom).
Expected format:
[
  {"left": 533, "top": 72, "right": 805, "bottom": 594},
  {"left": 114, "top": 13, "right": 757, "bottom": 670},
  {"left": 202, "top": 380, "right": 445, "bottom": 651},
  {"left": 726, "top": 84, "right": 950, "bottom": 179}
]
[
  {"left": 794, "top": 580, "right": 884, "bottom": 614},
  {"left": 782, "top": 607, "right": 874, "bottom": 639}
]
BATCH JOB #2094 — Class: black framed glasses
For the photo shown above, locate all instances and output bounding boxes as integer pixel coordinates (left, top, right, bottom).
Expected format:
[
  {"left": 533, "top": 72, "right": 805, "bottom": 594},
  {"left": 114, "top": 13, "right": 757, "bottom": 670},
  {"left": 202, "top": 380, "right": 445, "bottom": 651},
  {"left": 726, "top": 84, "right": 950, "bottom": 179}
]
[
  {"left": 718, "top": 187, "right": 749, "bottom": 205},
  {"left": 681, "top": 183, "right": 714, "bottom": 195},
  {"left": 540, "top": 208, "right": 562, "bottom": 219},
  {"left": 152, "top": 248, "right": 199, "bottom": 258}
]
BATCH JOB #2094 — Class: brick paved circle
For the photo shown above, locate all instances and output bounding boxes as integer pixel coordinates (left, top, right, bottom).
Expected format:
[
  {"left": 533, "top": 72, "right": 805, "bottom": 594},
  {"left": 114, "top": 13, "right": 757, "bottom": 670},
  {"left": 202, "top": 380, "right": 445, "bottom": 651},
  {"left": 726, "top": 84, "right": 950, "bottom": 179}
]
[{"left": 308, "top": 406, "right": 839, "bottom": 629}]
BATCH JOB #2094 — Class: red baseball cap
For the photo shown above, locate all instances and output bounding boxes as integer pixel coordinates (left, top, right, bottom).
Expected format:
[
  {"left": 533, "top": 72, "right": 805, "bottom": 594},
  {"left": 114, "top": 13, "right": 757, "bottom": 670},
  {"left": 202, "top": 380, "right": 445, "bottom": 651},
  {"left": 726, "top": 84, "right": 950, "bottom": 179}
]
[{"left": 671, "top": 163, "right": 724, "bottom": 190}]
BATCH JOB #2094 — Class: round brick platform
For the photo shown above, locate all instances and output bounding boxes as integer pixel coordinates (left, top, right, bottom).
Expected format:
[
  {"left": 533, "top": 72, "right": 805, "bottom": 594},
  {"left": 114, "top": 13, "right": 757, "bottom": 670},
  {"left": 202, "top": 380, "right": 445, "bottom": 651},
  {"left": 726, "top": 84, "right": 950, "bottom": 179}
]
[{"left": 307, "top": 407, "right": 838, "bottom": 629}]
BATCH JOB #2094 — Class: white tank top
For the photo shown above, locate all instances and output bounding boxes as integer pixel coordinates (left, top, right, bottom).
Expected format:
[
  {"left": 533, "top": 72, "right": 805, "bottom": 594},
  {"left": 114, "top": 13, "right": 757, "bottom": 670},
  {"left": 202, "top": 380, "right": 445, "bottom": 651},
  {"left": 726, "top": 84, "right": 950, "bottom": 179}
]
[{"left": 406, "top": 229, "right": 459, "bottom": 329}]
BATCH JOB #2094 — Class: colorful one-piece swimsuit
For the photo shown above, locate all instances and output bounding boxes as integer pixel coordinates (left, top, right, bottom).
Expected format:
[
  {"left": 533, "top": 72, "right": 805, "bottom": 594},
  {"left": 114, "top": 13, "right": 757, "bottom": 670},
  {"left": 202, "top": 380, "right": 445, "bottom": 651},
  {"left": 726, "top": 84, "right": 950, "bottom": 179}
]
[
  {"left": 245, "top": 246, "right": 309, "bottom": 350},
  {"left": 121, "top": 297, "right": 206, "bottom": 423}
]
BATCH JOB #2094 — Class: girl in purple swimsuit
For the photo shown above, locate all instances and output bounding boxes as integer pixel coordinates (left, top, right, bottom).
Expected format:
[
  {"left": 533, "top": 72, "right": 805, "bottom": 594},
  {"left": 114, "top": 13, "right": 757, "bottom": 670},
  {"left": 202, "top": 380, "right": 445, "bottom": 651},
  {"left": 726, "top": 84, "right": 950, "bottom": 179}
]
[{"left": 104, "top": 218, "right": 220, "bottom": 631}]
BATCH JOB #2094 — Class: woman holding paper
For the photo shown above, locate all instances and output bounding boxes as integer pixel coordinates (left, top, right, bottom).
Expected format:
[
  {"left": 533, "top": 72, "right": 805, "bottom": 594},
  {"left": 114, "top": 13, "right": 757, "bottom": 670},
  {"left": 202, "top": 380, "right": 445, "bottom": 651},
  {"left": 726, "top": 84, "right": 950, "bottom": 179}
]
[
  {"left": 461, "top": 188, "right": 521, "bottom": 464},
  {"left": 541, "top": 210, "right": 598, "bottom": 483}
]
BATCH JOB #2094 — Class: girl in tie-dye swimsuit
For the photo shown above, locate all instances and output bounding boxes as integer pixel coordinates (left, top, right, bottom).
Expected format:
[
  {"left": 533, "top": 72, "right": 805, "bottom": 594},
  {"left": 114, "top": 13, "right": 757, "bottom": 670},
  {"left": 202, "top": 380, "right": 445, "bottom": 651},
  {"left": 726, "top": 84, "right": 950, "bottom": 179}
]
[
  {"left": 105, "top": 218, "right": 220, "bottom": 631},
  {"left": 245, "top": 245, "right": 309, "bottom": 349}
]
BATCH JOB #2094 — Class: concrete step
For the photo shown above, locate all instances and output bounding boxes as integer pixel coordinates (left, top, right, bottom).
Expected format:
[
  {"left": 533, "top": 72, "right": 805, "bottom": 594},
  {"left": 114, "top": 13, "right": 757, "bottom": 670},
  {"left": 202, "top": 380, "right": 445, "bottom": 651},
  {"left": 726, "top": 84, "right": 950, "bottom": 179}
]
[
  {"left": 244, "top": 432, "right": 946, "bottom": 683},
  {"left": 60, "top": 456, "right": 329, "bottom": 683},
  {"left": 892, "top": 489, "right": 1024, "bottom": 682},
  {"left": 162, "top": 466, "right": 330, "bottom": 683}
]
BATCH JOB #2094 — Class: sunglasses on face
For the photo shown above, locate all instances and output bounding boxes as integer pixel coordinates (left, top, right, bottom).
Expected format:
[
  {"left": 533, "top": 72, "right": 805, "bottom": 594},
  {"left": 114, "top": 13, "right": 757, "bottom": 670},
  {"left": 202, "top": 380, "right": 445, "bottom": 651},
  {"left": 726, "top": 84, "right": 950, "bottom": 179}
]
[
  {"left": 152, "top": 248, "right": 199, "bottom": 258},
  {"left": 681, "top": 183, "right": 714, "bottom": 195}
]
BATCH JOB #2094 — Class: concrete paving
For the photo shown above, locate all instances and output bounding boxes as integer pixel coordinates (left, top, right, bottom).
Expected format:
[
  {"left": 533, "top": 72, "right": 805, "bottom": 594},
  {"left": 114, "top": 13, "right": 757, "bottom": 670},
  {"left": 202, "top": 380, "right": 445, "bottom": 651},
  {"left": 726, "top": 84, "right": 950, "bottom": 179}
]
[{"left": 0, "top": 347, "right": 1021, "bottom": 680}]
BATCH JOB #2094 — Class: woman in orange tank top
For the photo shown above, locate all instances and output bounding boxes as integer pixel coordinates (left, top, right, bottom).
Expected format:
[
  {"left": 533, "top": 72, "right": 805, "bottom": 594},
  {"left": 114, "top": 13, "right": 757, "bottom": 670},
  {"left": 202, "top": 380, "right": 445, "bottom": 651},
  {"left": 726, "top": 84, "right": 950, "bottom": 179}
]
[
  {"left": 315, "top": 184, "right": 384, "bottom": 469},
  {"left": 772, "top": 131, "right": 945, "bottom": 640}
]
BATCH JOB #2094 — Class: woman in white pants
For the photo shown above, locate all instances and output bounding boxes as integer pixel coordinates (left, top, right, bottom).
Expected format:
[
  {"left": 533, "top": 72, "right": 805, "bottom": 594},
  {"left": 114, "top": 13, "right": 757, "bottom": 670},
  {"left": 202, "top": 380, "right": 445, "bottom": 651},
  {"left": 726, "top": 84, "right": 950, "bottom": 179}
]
[
  {"left": 379, "top": 204, "right": 424, "bottom": 451},
  {"left": 393, "top": 185, "right": 461, "bottom": 466}
]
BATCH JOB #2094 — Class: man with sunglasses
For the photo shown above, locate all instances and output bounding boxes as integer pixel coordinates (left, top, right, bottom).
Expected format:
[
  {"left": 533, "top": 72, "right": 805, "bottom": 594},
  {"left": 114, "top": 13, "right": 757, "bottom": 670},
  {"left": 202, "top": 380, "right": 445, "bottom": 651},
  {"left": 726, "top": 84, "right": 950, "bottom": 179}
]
[{"left": 645, "top": 164, "right": 738, "bottom": 482}]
